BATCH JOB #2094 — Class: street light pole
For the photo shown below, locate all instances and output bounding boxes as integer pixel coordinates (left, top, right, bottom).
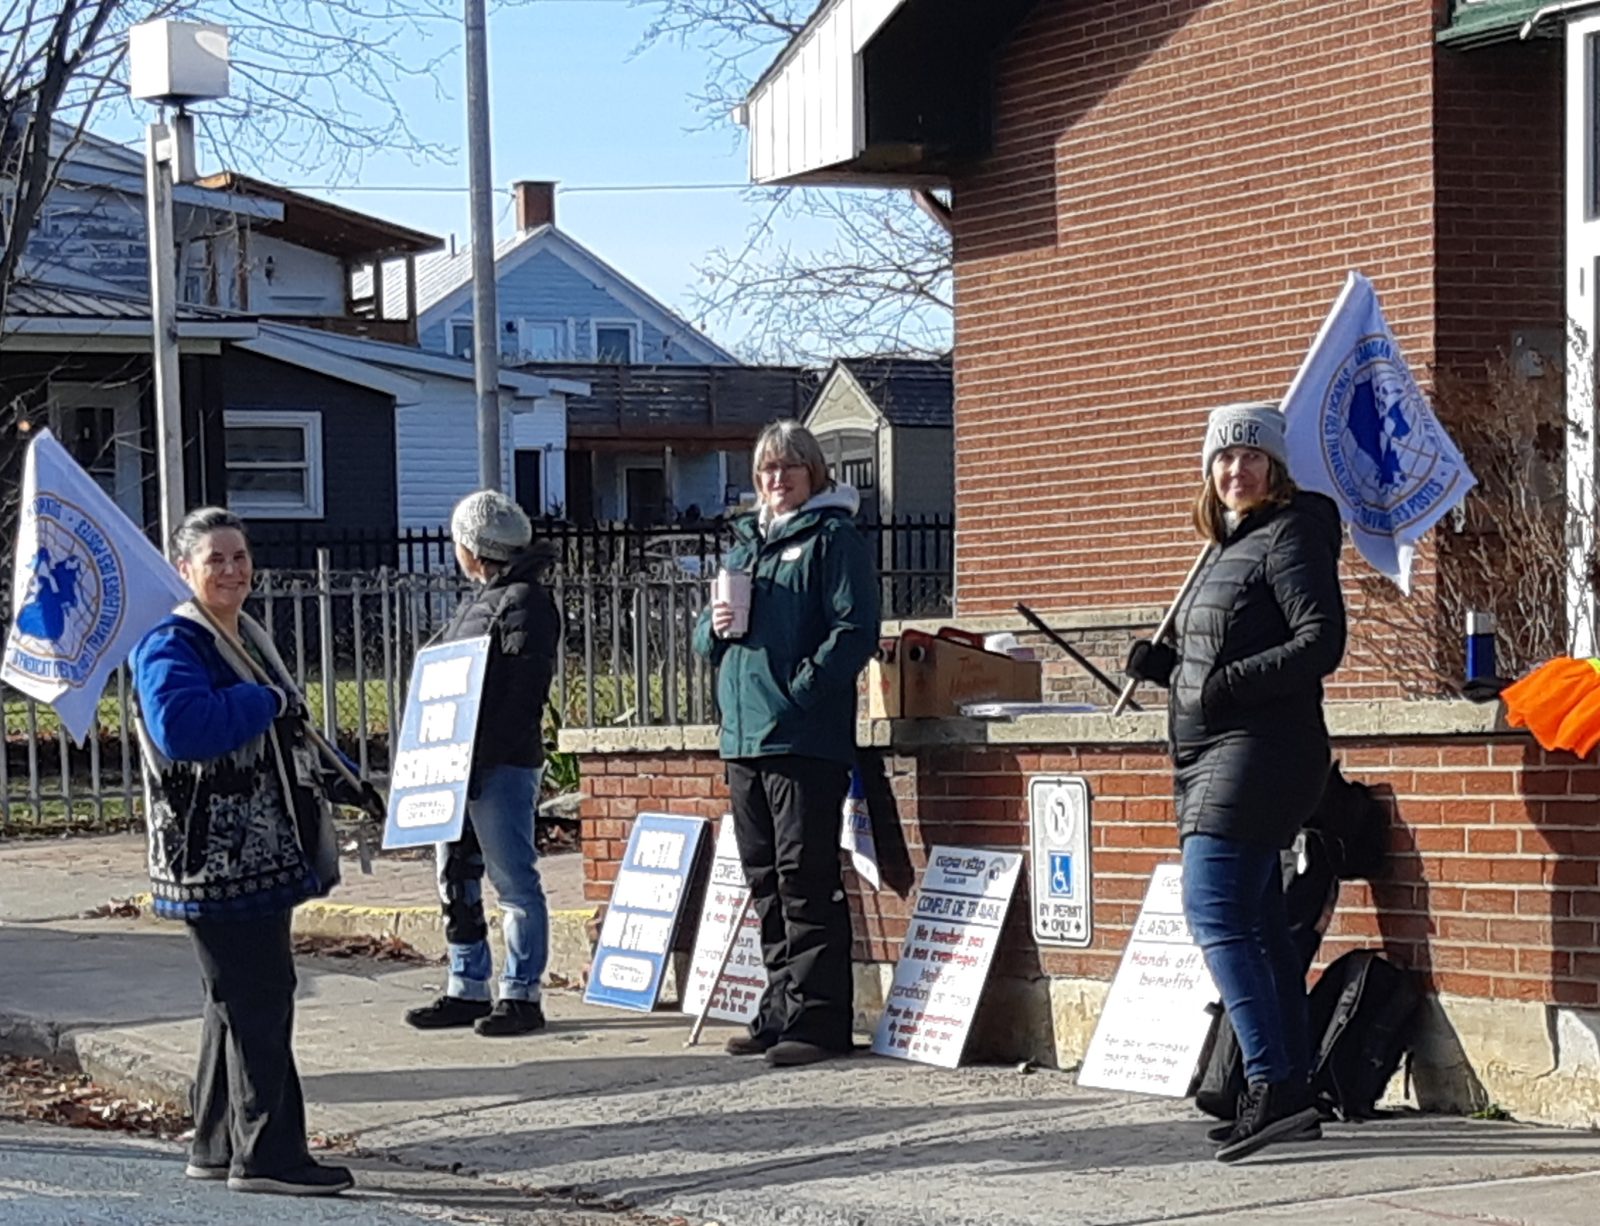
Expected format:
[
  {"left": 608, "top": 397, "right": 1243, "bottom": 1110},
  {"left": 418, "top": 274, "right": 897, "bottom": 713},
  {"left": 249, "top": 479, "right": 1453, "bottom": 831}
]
[
  {"left": 130, "top": 19, "right": 230, "bottom": 545},
  {"left": 145, "top": 110, "right": 192, "bottom": 546},
  {"left": 465, "top": 0, "right": 501, "bottom": 491}
]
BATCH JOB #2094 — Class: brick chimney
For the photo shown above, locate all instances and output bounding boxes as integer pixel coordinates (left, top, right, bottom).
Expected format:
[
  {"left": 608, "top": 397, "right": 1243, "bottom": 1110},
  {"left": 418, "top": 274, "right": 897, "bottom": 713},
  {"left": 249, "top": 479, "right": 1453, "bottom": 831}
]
[{"left": 513, "top": 180, "right": 557, "bottom": 232}]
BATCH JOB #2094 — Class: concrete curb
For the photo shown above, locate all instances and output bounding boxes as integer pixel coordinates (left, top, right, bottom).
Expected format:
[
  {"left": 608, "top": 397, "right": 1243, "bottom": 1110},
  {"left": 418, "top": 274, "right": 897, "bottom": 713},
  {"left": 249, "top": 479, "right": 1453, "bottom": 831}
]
[{"left": 117, "top": 894, "right": 598, "bottom": 987}]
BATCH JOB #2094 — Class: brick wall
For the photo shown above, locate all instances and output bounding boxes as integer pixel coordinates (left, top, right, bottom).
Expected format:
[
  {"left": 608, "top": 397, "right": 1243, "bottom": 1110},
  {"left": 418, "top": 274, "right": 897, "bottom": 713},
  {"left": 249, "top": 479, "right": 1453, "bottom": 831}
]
[
  {"left": 579, "top": 734, "right": 1600, "bottom": 1008},
  {"left": 947, "top": 2, "right": 1566, "bottom": 698},
  {"left": 1432, "top": 39, "right": 1563, "bottom": 375}
]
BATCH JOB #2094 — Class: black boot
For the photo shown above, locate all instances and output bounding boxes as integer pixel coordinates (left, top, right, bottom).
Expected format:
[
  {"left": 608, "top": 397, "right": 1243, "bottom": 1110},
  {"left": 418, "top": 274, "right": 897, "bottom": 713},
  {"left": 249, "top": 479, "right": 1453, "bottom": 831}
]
[
  {"left": 474, "top": 999, "right": 546, "bottom": 1037},
  {"left": 1215, "top": 1081, "right": 1321, "bottom": 1163},
  {"left": 404, "top": 995, "right": 491, "bottom": 1030},
  {"left": 1206, "top": 1093, "right": 1323, "bottom": 1143}
]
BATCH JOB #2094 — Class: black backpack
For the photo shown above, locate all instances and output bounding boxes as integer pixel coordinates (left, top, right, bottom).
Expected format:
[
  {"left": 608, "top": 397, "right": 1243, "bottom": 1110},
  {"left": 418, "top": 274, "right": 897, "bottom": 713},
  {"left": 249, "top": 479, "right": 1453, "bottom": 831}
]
[{"left": 1308, "top": 950, "right": 1420, "bottom": 1120}]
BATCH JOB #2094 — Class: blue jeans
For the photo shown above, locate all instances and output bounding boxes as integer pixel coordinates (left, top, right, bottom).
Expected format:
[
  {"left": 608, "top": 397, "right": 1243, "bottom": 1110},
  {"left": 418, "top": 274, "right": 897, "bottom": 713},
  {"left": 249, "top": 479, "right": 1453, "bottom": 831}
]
[
  {"left": 1181, "top": 833, "right": 1309, "bottom": 1086},
  {"left": 436, "top": 765, "right": 549, "bottom": 1003}
]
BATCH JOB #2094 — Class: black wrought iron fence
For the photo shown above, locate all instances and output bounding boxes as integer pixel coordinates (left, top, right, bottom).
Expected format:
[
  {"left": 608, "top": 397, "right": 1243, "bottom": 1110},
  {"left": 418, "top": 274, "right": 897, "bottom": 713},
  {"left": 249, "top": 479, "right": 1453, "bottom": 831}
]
[
  {"left": 246, "top": 516, "right": 956, "bottom": 618},
  {"left": 2, "top": 517, "right": 953, "bottom": 832}
]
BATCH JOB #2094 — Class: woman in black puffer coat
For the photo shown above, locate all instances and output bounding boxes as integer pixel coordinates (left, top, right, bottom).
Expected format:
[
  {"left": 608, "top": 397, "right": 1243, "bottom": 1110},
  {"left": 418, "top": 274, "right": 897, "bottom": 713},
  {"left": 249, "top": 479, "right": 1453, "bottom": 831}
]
[
  {"left": 1125, "top": 402, "right": 1346, "bottom": 1164},
  {"left": 402, "top": 490, "right": 562, "bottom": 1039}
]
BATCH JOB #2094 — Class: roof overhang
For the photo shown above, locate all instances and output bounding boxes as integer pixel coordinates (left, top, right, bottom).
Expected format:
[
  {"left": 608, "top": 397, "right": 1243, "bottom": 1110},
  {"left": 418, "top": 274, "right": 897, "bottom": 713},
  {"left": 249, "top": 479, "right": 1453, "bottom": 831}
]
[
  {"left": 196, "top": 172, "right": 444, "bottom": 258},
  {"left": 1435, "top": 0, "right": 1588, "bottom": 48},
  {"left": 2, "top": 318, "right": 258, "bottom": 340},
  {"left": 234, "top": 334, "right": 423, "bottom": 404},
  {"left": 57, "top": 164, "right": 283, "bottom": 221},
  {"left": 737, "top": 0, "right": 1039, "bottom": 187},
  {"left": 257, "top": 323, "right": 589, "bottom": 400}
]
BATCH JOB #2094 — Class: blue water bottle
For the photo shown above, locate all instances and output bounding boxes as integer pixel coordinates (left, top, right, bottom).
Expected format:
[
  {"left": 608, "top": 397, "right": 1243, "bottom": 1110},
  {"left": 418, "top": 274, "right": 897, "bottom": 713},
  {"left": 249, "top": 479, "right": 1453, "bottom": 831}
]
[{"left": 1465, "top": 611, "right": 1497, "bottom": 682}]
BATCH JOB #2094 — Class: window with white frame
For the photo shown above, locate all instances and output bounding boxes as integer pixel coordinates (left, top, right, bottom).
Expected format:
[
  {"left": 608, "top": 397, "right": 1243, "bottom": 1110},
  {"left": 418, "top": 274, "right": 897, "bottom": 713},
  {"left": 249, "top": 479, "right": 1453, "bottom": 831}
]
[
  {"left": 518, "top": 319, "right": 565, "bottom": 361},
  {"left": 593, "top": 320, "right": 640, "bottom": 363},
  {"left": 224, "top": 410, "right": 325, "bottom": 518},
  {"left": 448, "top": 318, "right": 474, "bottom": 359}
]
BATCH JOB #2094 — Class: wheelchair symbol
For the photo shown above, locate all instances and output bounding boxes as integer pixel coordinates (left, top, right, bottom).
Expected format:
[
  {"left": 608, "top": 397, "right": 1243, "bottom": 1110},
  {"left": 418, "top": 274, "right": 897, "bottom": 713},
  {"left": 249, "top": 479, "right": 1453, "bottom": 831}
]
[{"left": 1049, "top": 853, "right": 1073, "bottom": 898}]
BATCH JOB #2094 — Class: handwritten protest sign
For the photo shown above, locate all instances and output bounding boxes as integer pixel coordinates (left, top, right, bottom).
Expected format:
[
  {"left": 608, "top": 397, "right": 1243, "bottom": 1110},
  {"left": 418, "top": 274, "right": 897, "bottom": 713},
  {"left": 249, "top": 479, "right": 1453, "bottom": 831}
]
[
  {"left": 1078, "top": 862, "right": 1219, "bottom": 1096},
  {"left": 680, "top": 819, "right": 768, "bottom": 1023},
  {"left": 382, "top": 636, "right": 489, "bottom": 850},
  {"left": 871, "top": 847, "right": 1023, "bottom": 1069}
]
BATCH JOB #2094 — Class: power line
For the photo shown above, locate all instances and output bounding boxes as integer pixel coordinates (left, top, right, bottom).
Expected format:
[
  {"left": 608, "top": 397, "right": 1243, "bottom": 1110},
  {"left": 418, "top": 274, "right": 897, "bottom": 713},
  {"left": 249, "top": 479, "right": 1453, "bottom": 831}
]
[{"left": 275, "top": 182, "right": 762, "bottom": 194}]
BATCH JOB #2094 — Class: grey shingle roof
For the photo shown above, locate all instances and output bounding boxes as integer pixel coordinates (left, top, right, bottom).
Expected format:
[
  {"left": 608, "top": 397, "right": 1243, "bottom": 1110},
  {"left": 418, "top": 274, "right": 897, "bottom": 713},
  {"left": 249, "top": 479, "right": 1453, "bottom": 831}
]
[{"left": 840, "top": 357, "right": 953, "bottom": 427}]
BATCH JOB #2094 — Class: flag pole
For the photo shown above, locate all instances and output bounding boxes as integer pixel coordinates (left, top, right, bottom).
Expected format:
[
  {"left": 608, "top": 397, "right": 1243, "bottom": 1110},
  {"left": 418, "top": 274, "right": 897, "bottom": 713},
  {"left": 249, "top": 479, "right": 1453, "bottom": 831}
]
[
  {"left": 1110, "top": 545, "right": 1212, "bottom": 718},
  {"left": 189, "top": 603, "right": 366, "bottom": 795}
]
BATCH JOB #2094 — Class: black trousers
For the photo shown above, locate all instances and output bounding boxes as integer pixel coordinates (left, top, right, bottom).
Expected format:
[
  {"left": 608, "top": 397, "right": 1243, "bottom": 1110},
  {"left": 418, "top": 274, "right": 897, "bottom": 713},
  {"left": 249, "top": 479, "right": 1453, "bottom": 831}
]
[
  {"left": 726, "top": 755, "right": 854, "bottom": 1050},
  {"left": 187, "top": 910, "right": 310, "bottom": 1177}
]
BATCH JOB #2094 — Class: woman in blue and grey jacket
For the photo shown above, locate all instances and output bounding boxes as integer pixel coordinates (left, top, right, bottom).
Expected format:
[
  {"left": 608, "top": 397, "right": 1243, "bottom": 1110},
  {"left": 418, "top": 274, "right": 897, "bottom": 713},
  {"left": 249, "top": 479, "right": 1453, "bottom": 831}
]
[{"left": 133, "top": 506, "right": 373, "bottom": 1199}]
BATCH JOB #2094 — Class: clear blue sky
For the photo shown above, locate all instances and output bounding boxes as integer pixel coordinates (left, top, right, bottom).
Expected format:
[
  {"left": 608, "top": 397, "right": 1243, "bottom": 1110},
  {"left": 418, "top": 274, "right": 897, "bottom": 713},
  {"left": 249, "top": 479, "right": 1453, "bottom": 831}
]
[{"left": 270, "top": 2, "right": 823, "bottom": 353}]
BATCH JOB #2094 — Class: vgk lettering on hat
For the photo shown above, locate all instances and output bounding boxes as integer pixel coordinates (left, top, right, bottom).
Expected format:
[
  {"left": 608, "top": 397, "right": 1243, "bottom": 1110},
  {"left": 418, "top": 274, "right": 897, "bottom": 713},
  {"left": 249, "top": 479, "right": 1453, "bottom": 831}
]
[
  {"left": 1201, "top": 402, "right": 1288, "bottom": 474},
  {"left": 1216, "top": 421, "right": 1262, "bottom": 449}
]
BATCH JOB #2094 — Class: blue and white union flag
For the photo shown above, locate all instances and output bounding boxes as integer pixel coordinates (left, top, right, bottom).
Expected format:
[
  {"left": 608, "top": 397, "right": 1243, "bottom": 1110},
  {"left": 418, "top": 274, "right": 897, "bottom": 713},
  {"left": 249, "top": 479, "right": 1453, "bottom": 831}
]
[
  {"left": 1281, "top": 271, "right": 1476, "bottom": 594},
  {"left": 2, "top": 429, "right": 190, "bottom": 744}
]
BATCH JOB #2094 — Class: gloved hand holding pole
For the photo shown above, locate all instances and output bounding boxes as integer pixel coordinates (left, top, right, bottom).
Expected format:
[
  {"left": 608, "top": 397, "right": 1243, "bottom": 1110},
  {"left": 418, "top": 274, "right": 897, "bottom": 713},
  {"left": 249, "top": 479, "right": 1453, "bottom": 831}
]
[{"left": 1111, "top": 545, "right": 1213, "bottom": 717}]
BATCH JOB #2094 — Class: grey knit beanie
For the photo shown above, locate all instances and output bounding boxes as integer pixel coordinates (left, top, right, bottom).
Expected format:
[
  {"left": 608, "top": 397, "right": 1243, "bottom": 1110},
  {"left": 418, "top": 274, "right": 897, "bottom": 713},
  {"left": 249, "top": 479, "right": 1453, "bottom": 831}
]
[
  {"left": 1201, "top": 402, "right": 1288, "bottom": 476},
  {"left": 451, "top": 489, "right": 532, "bottom": 562}
]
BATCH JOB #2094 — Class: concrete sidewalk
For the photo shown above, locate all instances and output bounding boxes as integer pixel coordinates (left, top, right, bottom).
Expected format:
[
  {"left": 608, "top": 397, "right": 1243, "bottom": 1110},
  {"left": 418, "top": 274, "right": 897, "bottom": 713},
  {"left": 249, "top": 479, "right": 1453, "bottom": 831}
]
[
  {"left": 3, "top": 917, "right": 1600, "bottom": 1226},
  {"left": 0, "top": 832, "right": 592, "bottom": 974}
]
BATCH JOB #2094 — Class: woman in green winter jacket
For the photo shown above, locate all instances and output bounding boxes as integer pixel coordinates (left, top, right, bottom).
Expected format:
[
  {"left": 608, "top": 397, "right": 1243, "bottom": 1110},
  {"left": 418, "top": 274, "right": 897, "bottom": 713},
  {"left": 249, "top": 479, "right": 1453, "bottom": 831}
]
[{"left": 693, "top": 420, "right": 880, "bottom": 1067}]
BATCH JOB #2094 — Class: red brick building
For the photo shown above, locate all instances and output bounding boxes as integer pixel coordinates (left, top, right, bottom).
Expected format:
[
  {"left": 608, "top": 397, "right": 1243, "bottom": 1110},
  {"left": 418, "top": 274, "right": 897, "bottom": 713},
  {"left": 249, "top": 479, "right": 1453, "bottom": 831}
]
[{"left": 561, "top": 2, "right": 1600, "bottom": 1126}]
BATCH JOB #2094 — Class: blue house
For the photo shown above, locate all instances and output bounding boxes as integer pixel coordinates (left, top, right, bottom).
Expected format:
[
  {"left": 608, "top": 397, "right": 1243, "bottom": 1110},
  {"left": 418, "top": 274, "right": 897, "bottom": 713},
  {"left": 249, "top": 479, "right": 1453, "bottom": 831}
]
[{"left": 408, "top": 181, "right": 755, "bottom": 523}]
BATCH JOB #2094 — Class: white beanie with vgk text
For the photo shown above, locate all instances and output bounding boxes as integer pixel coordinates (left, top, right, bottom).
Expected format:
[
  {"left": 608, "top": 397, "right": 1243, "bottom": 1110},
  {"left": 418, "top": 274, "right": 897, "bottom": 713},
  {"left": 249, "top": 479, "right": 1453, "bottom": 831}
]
[{"left": 1201, "top": 402, "right": 1287, "bottom": 475}]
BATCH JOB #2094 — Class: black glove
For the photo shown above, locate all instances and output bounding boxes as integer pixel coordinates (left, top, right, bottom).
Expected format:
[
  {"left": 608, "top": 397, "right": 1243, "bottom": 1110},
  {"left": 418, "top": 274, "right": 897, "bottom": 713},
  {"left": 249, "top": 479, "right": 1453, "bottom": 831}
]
[
  {"left": 326, "top": 773, "right": 387, "bottom": 822},
  {"left": 1124, "top": 639, "right": 1176, "bottom": 687},
  {"left": 356, "top": 781, "right": 388, "bottom": 823}
]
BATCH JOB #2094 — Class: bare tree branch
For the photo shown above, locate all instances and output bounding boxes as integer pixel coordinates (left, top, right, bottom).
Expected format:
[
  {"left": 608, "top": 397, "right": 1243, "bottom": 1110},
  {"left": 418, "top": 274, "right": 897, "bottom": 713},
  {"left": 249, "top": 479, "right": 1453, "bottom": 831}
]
[
  {"left": 636, "top": 0, "right": 953, "bottom": 362},
  {"left": 0, "top": 0, "right": 496, "bottom": 538},
  {"left": 1356, "top": 344, "right": 1594, "bottom": 696}
]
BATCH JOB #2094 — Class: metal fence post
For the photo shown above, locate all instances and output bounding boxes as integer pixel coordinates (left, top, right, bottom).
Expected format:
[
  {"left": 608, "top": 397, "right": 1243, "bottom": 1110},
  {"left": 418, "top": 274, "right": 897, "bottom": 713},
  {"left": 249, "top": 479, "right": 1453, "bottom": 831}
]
[
  {"left": 317, "top": 549, "right": 336, "bottom": 740},
  {"left": 352, "top": 574, "right": 369, "bottom": 776}
]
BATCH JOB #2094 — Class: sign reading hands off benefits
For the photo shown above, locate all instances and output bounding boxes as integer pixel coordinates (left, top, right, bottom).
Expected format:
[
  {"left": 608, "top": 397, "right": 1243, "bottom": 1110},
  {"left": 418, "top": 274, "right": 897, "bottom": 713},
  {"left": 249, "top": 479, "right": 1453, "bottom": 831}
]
[
  {"left": 381, "top": 636, "right": 490, "bottom": 850},
  {"left": 1077, "top": 863, "right": 1219, "bottom": 1096}
]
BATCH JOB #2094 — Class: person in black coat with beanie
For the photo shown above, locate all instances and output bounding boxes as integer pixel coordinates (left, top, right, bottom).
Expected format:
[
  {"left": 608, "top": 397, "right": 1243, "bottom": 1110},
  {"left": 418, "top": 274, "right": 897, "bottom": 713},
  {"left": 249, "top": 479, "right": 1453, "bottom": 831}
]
[
  {"left": 403, "top": 490, "right": 562, "bottom": 1038},
  {"left": 1125, "top": 402, "right": 1346, "bottom": 1163}
]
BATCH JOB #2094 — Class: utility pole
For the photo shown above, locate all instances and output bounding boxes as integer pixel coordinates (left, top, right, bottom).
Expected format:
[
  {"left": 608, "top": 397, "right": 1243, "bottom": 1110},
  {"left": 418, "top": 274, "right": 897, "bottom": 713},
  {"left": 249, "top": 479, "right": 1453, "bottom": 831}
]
[
  {"left": 145, "top": 111, "right": 191, "bottom": 545},
  {"left": 465, "top": 0, "right": 501, "bottom": 491}
]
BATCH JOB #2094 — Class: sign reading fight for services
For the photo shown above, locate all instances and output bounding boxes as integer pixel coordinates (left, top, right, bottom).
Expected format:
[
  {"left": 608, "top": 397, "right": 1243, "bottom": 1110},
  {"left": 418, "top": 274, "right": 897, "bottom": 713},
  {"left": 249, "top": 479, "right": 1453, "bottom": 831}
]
[
  {"left": 586, "top": 813, "right": 708, "bottom": 1013},
  {"left": 871, "top": 846, "right": 1022, "bottom": 1069},
  {"left": 381, "top": 636, "right": 490, "bottom": 850},
  {"left": 680, "top": 818, "right": 767, "bottom": 1024},
  {"left": 1028, "top": 775, "right": 1093, "bottom": 948},
  {"left": 1077, "top": 863, "right": 1219, "bottom": 1097}
]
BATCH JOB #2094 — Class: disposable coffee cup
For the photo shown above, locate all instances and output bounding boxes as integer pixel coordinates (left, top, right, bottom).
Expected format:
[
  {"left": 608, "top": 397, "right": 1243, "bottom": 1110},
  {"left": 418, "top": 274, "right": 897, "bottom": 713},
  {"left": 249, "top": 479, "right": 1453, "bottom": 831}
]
[{"left": 715, "top": 569, "right": 751, "bottom": 638}]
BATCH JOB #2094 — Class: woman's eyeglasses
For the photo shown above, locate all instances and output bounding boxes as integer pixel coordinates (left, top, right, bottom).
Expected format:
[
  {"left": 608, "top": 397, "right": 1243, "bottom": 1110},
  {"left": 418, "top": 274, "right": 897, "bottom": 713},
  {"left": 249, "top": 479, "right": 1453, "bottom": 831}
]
[{"left": 756, "top": 461, "right": 807, "bottom": 479}]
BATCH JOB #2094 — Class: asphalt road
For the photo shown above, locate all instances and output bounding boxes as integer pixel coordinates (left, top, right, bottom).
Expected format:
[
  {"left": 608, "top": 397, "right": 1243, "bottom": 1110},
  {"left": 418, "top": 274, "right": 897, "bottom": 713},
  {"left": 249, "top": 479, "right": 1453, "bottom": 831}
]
[{"left": 0, "top": 1121, "right": 642, "bottom": 1226}]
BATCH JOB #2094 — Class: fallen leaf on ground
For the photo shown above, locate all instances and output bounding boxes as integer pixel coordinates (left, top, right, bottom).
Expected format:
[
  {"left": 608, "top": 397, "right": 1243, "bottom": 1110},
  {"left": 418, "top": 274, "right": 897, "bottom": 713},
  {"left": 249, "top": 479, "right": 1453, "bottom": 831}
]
[
  {"left": 0, "top": 1057, "right": 189, "bottom": 1139},
  {"left": 309, "top": 1130, "right": 357, "bottom": 1151},
  {"left": 291, "top": 932, "right": 433, "bottom": 963},
  {"left": 80, "top": 896, "right": 143, "bottom": 919}
]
